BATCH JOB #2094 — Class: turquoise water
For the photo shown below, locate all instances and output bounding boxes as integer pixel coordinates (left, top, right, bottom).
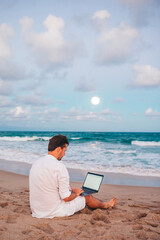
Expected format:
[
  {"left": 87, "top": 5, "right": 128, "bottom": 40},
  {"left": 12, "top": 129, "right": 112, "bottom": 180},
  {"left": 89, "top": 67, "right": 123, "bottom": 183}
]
[{"left": 0, "top": 131, "right": 160, "bottom": 177}]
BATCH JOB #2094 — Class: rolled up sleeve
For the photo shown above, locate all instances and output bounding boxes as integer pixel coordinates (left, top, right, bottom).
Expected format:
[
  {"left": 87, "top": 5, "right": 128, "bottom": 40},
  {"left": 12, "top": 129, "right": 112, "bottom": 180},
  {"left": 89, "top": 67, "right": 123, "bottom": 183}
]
[{"left": 58, "top": 164, "right": 71, "bottom": 199}]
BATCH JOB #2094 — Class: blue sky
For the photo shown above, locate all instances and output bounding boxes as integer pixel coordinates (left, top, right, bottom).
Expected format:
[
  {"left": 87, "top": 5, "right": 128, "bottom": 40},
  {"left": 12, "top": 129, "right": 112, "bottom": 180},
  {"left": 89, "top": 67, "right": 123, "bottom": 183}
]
[{"left": 0, "top": 0, "right": 160, "bottom": 132}]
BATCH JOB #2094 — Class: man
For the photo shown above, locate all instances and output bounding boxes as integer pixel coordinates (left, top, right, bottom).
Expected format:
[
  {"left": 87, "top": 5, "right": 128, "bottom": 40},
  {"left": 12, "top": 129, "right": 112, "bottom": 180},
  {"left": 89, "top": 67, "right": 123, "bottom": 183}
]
[{"left": 29, "top": 134, "right": 117, "bottom": 218}]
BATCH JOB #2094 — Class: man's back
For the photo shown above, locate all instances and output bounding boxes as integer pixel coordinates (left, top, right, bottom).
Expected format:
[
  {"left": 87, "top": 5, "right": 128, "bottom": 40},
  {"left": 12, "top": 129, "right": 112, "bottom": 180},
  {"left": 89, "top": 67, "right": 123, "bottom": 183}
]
[{"left": 29, "top": 154, "right": 70, "bottom": 218}]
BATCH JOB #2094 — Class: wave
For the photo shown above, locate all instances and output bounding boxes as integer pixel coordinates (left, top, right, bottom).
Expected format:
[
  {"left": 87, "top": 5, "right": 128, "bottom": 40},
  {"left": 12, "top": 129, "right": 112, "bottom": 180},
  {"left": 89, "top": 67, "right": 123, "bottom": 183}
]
[
  {"left": 107, "top": 150, "right": 136, "bottom": 154},
  {"left": 0, "top": 136, "right": 83, "bottom": 142},
  {"left": 65, "top": 163, "right": 160, "bottom": 177},
  {"left": 132, "top": 141, "right": 160, "bottom": 147},
  {"left": 0, "top": 136, "right": 50, "bottom": 142},
  {"left": 70, "top": 137, "right": 82, "bottom": 140}
]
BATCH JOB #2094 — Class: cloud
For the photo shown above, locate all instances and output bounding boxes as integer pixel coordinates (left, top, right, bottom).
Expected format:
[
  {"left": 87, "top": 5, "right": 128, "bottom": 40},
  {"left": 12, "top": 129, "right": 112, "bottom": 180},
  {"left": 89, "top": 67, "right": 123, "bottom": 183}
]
[
  {"left": 19, "top": 16, "right": 33, "bottom": 33},
  {"left": 74, "top": 77, "right": 96, "bottom": 92},
  {"left": 0, "top": 79, "right": 13, "bottom": 95},
  {"left": 93, "top": 16, "right": 139, "bottom": 65},
  {"left": 101, "top": 108, "right": 121, "bottom": 122},
  {"left": 145, "top": 108, "right": 160, "bottom": 116},
  {"left": 38, "top": 107, "right": 60, "bottom": 122},
  {"left": 44, "top": 107, "right": 59, "bottom": 114},
  {"left": 10, "top": 106, "right": 30, "bottom": 118},
  {"left": 61, "top": 107, "right": 97, "bottom": 121},
  {"left": 19, "top": 15, "right": 79, "bottom": 67},
  {"left": 0, "top": 24, "right": 26, "bottom": 83},
  {"left": 75, "top": 112, "right": 97, "bottom": 121},
  {"left": 61, "top": 107, "right": 120, "bottom": 122},
  {"left": 119, "top": 0, "right": 159, "bottom": 27},
  {"left": 145, "top": 108, "right": 160, "bottom": 119},
  {"left": 20, "top": 93, "right": 53, "bottom": 106},
  {"left": 131, "top": 65, "right": 160, "bottom": 88},
  {"left": 92, "top": 10, "right": 111, "bottom": 20},
  {"left": 101, "top": 108, "right": 111, "bottom": 115},
  {"left": 0, "top": 23, "right": 14, "bottom": 60}
]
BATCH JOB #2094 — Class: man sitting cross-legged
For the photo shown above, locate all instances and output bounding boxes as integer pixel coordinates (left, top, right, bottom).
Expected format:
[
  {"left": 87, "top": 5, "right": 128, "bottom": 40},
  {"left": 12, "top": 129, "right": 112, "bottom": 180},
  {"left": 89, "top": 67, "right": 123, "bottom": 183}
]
[{"left": 29, "top": 134, "right": 117, "bottom": 219}]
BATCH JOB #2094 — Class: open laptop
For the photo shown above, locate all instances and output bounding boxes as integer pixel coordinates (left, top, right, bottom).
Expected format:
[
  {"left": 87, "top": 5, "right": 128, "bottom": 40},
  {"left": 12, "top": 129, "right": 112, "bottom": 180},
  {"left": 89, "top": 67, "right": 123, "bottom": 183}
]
[{"left": 80, "top": 172, "right": 104, "bottom": 196}]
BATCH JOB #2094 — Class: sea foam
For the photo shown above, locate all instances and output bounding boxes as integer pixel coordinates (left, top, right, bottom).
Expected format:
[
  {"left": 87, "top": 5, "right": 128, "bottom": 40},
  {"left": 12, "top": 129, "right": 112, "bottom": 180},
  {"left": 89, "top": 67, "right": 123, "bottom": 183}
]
[
  {"left": 132, "top": 141, "right": 160, "bottom": 147},
  {"left": 0, "top": 136, "right": 50, "bottom": 142}
]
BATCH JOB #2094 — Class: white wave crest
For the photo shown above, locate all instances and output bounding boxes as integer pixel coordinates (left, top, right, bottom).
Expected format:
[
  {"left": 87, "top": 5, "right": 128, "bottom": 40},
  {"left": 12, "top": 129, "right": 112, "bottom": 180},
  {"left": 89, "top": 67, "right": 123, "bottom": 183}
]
[
  {"left": 0, "top": 136, "right": 50, "bottom": 142},
  {"left": 132, "top": 141, "right": 160, "bottom": 147},
  {"left": 71, "top": 137, "right": 82, "bottom": 140},
  {"left": 107, "top": 150, "right": 136, "bottom": 154}
]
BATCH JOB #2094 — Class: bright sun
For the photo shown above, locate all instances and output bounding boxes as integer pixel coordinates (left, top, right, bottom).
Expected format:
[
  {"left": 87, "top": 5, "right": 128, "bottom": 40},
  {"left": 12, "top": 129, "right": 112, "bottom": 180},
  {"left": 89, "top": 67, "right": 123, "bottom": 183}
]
[{"left": 91, "top": 96, "right": 100, "bottom": 105}]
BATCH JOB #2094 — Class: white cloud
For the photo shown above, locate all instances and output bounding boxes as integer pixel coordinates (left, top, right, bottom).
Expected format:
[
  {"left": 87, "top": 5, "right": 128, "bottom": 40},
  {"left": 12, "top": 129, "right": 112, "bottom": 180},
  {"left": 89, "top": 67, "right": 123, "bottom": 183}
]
[
  {"left": 61, "top": 107, "right": 122, "bottom": 123},
  {"left": 19, "top": 15, "right": 78, "bottom": 67},
  {"left": 62, "top": 108, "right": 98, "bottom": 121},
  {"left": 62, "top": 107, "right": 119, "bottom": 122},
  {"left": 92, "top": 10, "right": 110, "bottom": 20},
  {"left": 132, "top": 65, "right": 160, "bottom": 88},
  {"left": 10, "top": 106, "right": 30, "bottom": 118},
  {"left": 0, "top": 23, "right": 14, "bottom": 60},
  {"left": 145, "top": 108, "right": 160, "bottom": 117},
  {"left": 76, "top": 112, "right": 97, "bottom": 121},
  {"left": 94, "top": 20, "right": 139, "bottom": 65},
  {"left": 19, "top": 16, "right": 34, "bottom": 33}
]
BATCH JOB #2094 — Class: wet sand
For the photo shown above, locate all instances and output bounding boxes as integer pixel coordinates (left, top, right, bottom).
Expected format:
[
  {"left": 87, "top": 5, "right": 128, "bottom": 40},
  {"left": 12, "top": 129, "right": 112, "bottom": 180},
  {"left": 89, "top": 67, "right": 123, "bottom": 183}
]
[
  {"left": 0, "top": 170, "right": 160, "bottom": 240},
  {"left": 0, "top": 158, "right": 160, "bottom": 187}
]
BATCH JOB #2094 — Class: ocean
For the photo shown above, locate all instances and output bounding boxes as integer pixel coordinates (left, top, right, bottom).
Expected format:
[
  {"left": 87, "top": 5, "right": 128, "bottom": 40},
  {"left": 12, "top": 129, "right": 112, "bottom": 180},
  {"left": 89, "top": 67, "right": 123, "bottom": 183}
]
[{"left": 0, "top": 131, "right": 160, "bottom": 177}]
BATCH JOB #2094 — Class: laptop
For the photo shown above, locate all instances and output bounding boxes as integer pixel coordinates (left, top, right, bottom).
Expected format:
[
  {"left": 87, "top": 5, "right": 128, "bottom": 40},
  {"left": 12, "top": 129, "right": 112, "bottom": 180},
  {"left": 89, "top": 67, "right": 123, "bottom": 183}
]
[{"left": 80, "top": 172, "right": 104, "bottom": 196}]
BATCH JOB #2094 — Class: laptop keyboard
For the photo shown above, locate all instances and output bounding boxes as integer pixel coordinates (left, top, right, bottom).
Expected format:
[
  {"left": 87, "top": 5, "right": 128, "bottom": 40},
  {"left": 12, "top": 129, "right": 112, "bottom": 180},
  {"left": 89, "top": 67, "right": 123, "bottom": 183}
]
[{"left": 83, "top": 189, "right": 93, "bottom": 194}]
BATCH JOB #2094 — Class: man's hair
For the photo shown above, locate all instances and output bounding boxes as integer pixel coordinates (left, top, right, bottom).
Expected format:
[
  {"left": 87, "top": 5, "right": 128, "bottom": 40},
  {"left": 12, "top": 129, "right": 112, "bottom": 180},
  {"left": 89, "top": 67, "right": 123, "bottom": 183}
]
[{"left": 48, "top": 134, "right": 69, "bottom": 151}]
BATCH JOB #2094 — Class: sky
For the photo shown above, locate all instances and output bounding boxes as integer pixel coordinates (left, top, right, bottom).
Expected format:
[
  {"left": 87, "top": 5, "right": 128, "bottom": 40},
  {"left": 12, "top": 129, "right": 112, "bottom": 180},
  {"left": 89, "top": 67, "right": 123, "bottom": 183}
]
[{"left": 0, "top": 0, "right": 160, "bottom": 132}]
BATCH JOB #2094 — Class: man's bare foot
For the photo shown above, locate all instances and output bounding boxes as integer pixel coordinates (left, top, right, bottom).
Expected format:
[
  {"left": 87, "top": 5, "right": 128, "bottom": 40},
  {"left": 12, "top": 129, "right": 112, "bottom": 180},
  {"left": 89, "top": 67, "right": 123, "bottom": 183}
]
[{"left": 104, "top": 197, "right": 117, "bottom": 209}]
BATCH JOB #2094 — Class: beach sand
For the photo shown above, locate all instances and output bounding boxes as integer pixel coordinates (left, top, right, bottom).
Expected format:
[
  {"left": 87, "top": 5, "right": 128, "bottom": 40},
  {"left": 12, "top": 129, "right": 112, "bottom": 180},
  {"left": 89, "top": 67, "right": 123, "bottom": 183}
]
[{"left": 0, "top": 170, "right": 160, "bottom": 240}]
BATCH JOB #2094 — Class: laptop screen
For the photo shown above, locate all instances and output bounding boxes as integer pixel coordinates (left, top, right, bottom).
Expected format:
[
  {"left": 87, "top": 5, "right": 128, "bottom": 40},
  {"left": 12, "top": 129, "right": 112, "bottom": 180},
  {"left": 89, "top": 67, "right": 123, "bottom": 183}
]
[{"left": 83, "top": 172, "right": 104, "bottom": 191}]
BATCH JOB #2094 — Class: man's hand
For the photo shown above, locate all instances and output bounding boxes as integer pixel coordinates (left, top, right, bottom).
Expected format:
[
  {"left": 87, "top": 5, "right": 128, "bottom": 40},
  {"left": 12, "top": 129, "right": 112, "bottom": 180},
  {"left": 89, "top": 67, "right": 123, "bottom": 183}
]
[
  {"left": 71, "top": 188, "right": 84, "bottom": 196},
  {"left": 63, "top": 188, "right": 84, "bottom": 202}
]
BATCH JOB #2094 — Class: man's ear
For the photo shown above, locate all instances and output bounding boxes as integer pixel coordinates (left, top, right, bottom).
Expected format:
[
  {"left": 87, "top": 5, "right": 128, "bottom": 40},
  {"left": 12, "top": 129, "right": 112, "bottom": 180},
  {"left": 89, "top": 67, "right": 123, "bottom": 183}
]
[{"left": 56, "top": 147, "right": 61, "bottom": 153}]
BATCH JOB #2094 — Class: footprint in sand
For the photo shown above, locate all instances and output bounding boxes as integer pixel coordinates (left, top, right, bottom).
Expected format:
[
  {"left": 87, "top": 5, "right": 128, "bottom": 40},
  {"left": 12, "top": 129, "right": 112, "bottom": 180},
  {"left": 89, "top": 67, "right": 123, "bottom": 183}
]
[
  {"left": 132, "top": 224, "right": 143, "bottom": 230},
  {"left": 6, "top": 214, "right": 19, "bottom": 224},
  {"left": 0, "top": 227, "right": 7, "bottom": 235},
  {"left": 13, "top": 206, "right": 30, "bottom": 215},
  {"left": 0, "top": 202, "right": 8, "bottom": 208},
  {"left": 151, "top": 210, "right": 160, "bottom": 214},
  {"left": 90, "top": 209, "right": 110, "bottom": 225},
  {"left": 80, "top": 207, "right": 92, "bottom": 215},
  {"left": 22, "top": 229, "right": 32, "bottom": 235},
  {"left": 145, "top": 221, "right": 158, "bottom": 228},
  {"left": 33, "top": 223, "right": 54, "bottom": 234},
  {"left": 136, "top": 212, "right": 147, "bottom": 219},
  {"left": 136, "top": 231, "right": 148, "bottom": 239}
]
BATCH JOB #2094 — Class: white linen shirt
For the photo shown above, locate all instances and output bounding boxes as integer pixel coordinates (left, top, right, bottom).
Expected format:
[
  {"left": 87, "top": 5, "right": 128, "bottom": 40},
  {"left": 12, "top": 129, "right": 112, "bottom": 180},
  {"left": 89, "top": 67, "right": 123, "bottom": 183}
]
[{"left": 29, "top": 154, "right": 72, "bottom": 218}]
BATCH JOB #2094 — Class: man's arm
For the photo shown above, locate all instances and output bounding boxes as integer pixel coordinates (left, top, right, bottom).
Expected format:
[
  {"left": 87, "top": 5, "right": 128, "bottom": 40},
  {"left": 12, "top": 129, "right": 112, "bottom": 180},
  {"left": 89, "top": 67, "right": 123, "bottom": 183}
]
[{"left": 63, "top": 188, "right": 84, "bottom": 202}]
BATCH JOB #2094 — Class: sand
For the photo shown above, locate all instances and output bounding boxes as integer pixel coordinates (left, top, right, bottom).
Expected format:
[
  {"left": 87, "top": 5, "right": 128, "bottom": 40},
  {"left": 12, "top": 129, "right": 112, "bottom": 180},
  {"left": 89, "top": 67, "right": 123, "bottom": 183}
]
[{"left": 0, "top": 170, "right": 160, "bottom": 240}]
